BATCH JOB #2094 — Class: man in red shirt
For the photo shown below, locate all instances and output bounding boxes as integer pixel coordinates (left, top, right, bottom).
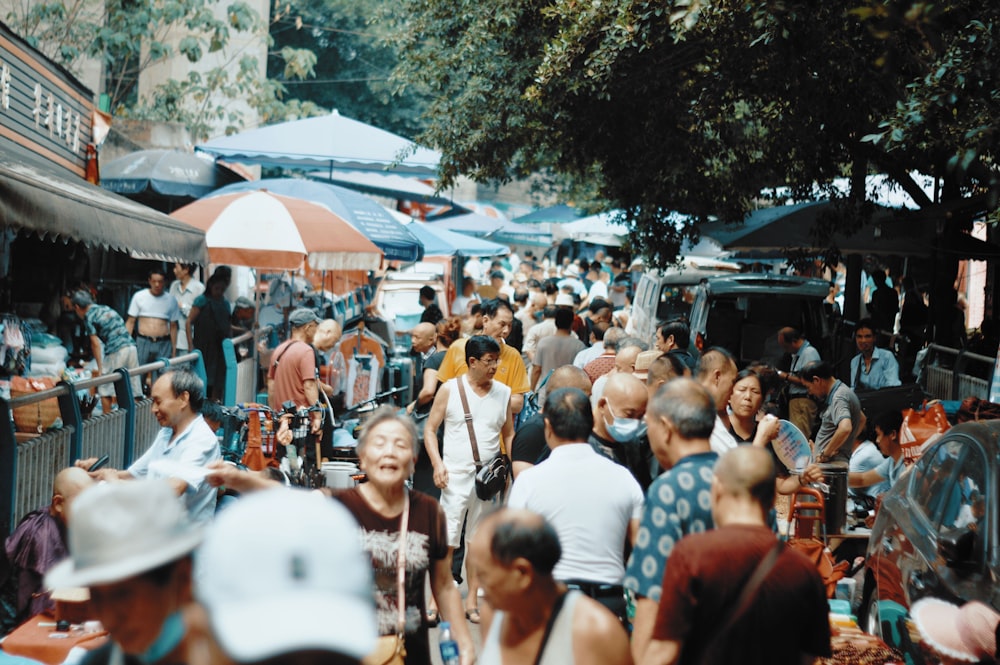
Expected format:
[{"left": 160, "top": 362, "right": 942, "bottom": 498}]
[
  {"left": 643, "top": 446, "right": 831, "bottom": 665},
  {"left": 268, "top": 308, "right": 322, "bottom": 437}
]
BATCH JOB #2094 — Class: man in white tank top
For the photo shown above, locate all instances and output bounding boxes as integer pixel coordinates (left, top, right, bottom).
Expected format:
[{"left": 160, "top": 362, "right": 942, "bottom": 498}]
[
  {"left": 473, "top": 509, "right": 631, "bottom": 665},
  {"left": 424, "top": 335, "right": 514, "bottom": 623}
]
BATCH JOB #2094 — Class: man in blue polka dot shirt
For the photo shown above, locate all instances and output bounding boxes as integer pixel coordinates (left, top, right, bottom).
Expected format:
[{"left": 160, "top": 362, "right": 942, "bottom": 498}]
[{"left": 624, "top": 378, "right": 719, "bottom": 663}]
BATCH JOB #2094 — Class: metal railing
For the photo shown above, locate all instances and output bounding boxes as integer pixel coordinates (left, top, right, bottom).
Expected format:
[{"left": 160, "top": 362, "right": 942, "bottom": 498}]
[
  {"left": 0, "top": 352, "right": 205, "bottom": 537},
  {"left": 921, "top": 344, "right": 996, "bottom": 401}
]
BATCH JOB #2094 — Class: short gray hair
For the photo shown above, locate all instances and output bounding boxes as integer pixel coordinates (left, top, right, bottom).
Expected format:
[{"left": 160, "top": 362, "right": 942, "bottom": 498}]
[
  {"left": 70, "top": 290, "right": 93, "bottom": 308},
  {"left": 356, "top": 405, "right": 420, "bottom": 458}
]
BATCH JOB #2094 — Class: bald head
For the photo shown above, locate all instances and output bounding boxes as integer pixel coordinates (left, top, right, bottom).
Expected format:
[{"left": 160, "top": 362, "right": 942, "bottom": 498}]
[
  {"left": 595, "top": 372, "right": 647, "bottom": 440},
  {"left": 312, "top": 319, "right": 342, "bottom": 352},
  {"left": 51, "top": 466, "right": 94, "bottom": 524},
  {"left": 547, "top": 365, "right": 593, "bottom": 397},
  {"left": 614, "top": 345, "right": 643, "bottom": 374},
  {"left": 713, "top": 446, "right": 777, "bottom": 520},
  {"left": 696, "top": 347, "right": 738, "bottom": 409},
  {"left": 604, "top": 372, "right": 647, "bottom": 406},
  {"left": 410, "top": 322, "right": 437, "bottom": 354}
]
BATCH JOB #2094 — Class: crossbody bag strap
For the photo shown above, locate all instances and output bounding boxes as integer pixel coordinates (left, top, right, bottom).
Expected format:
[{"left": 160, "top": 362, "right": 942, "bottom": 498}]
[
  {"left": 272, "top": 340, "right": 301, "bottom": 367},
  {"left": 532, "top": 591, "right": 569, "bottom": 665},
  {"left": 456, "top": 376, "right": 482, "bottom": 465},
  {"left": 701, "top": 540, "right": 783, "bottom": 664},
  {"left": 394, "top": 492, "right": 410, "bottom": 640}
]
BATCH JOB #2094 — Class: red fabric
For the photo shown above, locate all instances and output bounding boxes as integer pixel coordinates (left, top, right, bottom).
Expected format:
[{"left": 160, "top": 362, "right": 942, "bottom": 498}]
[
  {"left": 653, "top": 524, "right": 831, "bottom": 664},
  {"left": 583, "top": 354, "right": 616, "bottom": 383}
]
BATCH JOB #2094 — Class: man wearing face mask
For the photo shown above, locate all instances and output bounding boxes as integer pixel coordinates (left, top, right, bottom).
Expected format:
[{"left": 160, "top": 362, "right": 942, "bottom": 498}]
[
  {"left": 45, "top": 480, "right": 202, "bottom": 665},
  {"left": 590, "top": 372, "right": 652, "bottom": 490},
  {"left": 508, "top": 387, "right": 644, "bottom": 626}
]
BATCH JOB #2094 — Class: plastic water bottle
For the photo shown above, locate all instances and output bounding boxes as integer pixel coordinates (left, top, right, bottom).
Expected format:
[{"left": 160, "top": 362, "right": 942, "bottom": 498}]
[{"left": 439, "top": 621, "right": 460, "bottom": 665}]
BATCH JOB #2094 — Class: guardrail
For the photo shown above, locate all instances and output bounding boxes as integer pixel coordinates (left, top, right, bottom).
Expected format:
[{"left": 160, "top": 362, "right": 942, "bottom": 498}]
[
  {"left": 921, "top": 344, "right": 996, "bottom": 401},
  {"left": 0, "top": 352, "right": 206, "bottom": 538}
]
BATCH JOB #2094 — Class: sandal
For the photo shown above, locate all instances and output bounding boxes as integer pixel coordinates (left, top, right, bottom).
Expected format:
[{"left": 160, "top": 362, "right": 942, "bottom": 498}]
[
  {"left": 425, "top": 610, "right": 440, "bottom": 627},
  {"left": 465, "top": 608, "right": 481, "bottom": 624}
]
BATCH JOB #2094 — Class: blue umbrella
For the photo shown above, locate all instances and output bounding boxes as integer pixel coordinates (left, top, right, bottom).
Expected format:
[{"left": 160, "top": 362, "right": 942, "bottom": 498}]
[
  {"left": 406, "top": 221, "right": 508, "bottom": 257},
  {"left": 210, "top": 178, "right": 423, "bottom": 262}
]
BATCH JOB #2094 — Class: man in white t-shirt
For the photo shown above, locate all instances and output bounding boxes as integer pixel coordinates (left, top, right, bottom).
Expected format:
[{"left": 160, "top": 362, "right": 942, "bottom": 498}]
[
  {"left": 508, "top": 386, "right": 643, "bottom": 625},
  {"left": 169, "top": 263, "right": 204, "bottom": 354},
  {"left": 126, "top": 267, "right": 181, "bottom": 388},
  {"left": 424, "top": 335, "right": 514, "bottom": 623}
]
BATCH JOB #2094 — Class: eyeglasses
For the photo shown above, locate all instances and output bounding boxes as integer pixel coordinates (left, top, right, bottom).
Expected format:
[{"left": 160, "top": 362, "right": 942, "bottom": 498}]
[{"left": 474, "top": 357, "right": 499, "bottom": 367}]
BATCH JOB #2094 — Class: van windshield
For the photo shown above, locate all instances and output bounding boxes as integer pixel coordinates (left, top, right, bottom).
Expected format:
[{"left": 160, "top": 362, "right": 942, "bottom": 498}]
[{"left": 657, "top": 284, "right": 697, "bottom": 322}]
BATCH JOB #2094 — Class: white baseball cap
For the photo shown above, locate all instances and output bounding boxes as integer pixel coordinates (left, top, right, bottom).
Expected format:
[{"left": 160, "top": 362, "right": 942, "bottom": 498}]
[
  {"left": 194, "top": 489, "right": 376, "bottom": 662},
  {"left": 554, "top": 293, "right": 576, "bottom": 307},
  {"left": 46, "top": 480, "right": 202, "bottom": 590}
]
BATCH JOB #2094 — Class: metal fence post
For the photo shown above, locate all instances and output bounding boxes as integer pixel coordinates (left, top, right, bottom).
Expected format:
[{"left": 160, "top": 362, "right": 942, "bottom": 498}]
[
  {"left": 56, "top": 381, "right": 83, "bottom": 462},
  {"left": 115, "top": 368, "right": 137, "bottom": 467},
  {"left": 0, "top": 400, "right": 16, "bottom": 538},
  {"left": 222, "top": 338, "right": 237, "bottom": 406}
]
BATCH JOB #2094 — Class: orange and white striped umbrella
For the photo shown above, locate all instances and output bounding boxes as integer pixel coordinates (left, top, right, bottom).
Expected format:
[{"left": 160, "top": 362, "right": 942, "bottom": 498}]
[{"left": 171, "top": 190, "right": 383, "bottom": 271}]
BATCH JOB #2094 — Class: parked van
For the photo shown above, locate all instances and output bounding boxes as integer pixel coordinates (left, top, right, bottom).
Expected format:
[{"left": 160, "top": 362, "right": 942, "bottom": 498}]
[
  {"left": 628, "top": 258, "right": 741, "bottom": 344},
  {"left": 688, "top": 273, "right": 832, "bottom": 365},
  {"left": 372, "top": 267, "right": 449, "bottom": 351}
]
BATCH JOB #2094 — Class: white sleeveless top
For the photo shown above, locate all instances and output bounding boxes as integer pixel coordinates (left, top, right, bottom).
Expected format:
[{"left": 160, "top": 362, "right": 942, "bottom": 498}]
[
  {"left": 480, "top": 591, "right": 582, "bottom": 665},
  {"left": 442, "top": 375, "right": 511, "bottom": 476}
]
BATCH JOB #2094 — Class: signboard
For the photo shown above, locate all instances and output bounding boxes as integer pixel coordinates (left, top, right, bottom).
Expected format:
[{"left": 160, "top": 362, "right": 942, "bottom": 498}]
[{"left": 0, "top": 22, "right": 94, "bottom": 178}]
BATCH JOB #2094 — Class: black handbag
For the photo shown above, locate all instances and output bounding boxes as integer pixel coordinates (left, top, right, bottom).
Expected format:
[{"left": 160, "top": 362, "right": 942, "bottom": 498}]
[
  {"left": 456, "top": 376, "right": 510, "bottom": 501},
  {"left": 475, "top": 453, "right": 511, "bottom": 501}
]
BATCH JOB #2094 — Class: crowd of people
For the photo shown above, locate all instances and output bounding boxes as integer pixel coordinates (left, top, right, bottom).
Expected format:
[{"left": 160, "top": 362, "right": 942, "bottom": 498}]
[{"left": 1, "top": 252, "right": 985, "bottom": 665}]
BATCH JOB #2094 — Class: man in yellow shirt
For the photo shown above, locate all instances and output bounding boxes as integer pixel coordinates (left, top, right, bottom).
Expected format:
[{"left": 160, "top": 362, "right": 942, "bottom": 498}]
[{"left": 437, "top": 298, "right": 530, "bottom": 413}]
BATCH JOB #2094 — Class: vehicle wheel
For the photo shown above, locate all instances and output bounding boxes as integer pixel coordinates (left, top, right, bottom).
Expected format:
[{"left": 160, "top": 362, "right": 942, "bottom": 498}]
[
  {"left": 858, "top": 574, "right": 880, "bottom": 637},
  {"left": 863, "top": 592, "right": 881, "bottom": 638}
]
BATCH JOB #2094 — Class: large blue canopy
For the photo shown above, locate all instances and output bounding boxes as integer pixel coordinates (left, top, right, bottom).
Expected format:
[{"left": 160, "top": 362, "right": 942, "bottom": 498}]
[{"left": 209, "top": 178, "right": 424, "bottom": 262}]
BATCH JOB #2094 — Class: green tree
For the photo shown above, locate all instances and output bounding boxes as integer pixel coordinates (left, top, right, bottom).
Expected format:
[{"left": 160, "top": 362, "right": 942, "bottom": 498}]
[
  {"left": 267, "top": 0, "right": 429, "bottom": 138},
  {"left": 5, "top": 0, "right": 321, "bottom": 139},
  {"left": 392, "top": 1, "right": 999, "bottom": 260}
]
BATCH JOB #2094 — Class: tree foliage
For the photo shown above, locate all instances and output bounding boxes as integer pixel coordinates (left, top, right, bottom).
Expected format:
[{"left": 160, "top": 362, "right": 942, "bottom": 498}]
[
  {"left": 5, "top": 0, "right": 321, "bottom": 140},
  {"left": 392, "top": 0, "right": 1000, "bottom": 264},
  {"left": 267, "top": 0, "right": 430, "bottom": 138}
]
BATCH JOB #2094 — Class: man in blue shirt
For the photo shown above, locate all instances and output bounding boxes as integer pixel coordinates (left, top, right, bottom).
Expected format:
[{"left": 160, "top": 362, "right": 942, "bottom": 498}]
[
  {"left": 850, "top": 319, "right": 901, "bottom": 392},
  {"left": 849, "top": 411, "right": 906, "bottom": 494},
  {"left": 624, "top": 378, "right": 718, "bottom": 663}
]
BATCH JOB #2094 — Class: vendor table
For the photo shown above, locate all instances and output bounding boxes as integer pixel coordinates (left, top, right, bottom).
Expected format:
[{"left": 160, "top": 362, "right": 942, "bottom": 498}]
[{"left": 1, "top": 614, "right": 107, "bottom": 665}]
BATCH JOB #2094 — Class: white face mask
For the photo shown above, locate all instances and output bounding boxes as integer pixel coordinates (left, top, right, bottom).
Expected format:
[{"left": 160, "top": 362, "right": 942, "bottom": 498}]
[{"left": 605, "top": 401, "right": 646, "bottom": 442}]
